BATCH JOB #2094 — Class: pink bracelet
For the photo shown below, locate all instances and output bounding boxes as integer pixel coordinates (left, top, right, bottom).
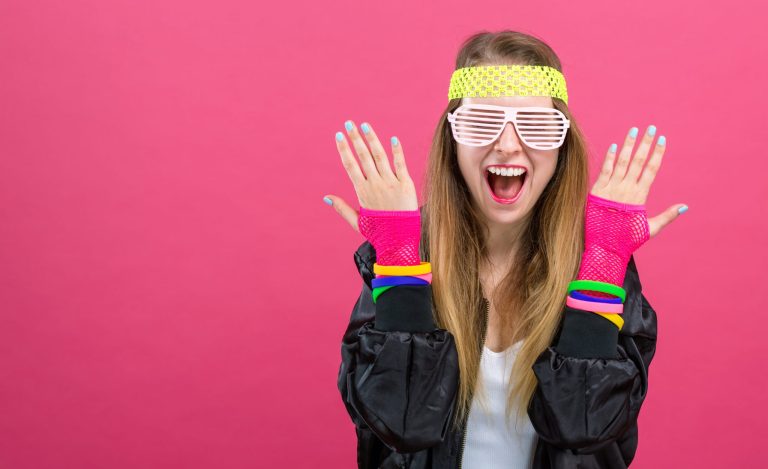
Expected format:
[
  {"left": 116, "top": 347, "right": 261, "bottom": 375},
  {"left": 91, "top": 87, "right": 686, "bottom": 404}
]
[
  {"left": 566, "top": 295, "right": 624, "bottom": 314},
  {"left": 375, "top": 272, "right": 432, "bottom": 283}
]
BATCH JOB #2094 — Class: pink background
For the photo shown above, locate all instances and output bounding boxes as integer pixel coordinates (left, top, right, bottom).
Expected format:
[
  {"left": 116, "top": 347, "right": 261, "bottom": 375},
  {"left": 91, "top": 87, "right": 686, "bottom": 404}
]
[{"left": 1, "top": 0, "right": 766, "bottom": 467}]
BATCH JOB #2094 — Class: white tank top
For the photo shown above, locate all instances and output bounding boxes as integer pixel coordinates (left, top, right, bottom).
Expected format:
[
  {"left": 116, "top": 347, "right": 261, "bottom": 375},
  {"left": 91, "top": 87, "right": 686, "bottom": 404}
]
[{"left": 461, "top": 340, "right": 538, "bottom": 468}]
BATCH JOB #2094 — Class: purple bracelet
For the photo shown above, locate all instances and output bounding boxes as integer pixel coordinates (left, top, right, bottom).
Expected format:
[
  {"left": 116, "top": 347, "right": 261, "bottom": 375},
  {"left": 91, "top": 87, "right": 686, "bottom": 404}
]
[
  {"left": 372, "top": 276, "right": 430, "bottom": 289},
  {"left": 569, "top": 290, "right": 623, "bottom": 304}
]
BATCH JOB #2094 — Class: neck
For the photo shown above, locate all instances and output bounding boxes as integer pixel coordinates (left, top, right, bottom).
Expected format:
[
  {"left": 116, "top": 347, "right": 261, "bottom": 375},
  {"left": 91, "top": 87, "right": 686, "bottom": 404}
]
[{"left": 482, "top": 214, "right": 530, "bottom": 274}]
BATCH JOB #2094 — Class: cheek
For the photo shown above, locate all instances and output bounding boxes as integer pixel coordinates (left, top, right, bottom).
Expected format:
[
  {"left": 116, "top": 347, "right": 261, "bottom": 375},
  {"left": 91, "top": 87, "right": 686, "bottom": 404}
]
[
  {"left": 533, "top": 154, "right": 559, "bottom": 189},
  {"left": 456, "top": 148, "right": 482, "bottom": 184},
  {"left": 545, "top": 158, "right": 559, "bottom": 180}
]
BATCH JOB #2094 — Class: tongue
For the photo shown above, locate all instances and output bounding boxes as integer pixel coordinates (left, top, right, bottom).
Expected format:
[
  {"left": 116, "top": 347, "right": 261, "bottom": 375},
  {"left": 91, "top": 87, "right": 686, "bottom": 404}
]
[{"left": 490, "top": 173, "right": 524, "bottom": 199}]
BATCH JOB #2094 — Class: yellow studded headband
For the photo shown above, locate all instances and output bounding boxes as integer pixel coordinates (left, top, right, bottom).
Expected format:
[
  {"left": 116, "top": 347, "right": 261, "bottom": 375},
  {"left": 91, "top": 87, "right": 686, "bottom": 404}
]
[{"left": 448, "top": 65, "right": 569, "bottom": 105}]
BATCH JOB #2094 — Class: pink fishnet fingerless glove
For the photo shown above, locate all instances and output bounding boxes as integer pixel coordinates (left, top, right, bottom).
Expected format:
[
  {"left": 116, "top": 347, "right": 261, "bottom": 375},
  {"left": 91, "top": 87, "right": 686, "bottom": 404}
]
[
  {"left": 358, "top": 207, "right": 421, "bottom": 266},
  {"left": 576, "top": 193, "right": 650, "bottom": 295}
]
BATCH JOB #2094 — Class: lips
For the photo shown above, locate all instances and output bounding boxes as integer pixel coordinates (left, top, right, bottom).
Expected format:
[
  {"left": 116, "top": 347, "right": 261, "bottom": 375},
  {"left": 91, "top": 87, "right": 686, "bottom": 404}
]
[{"left": 485, "top": 170, "right": 527, "bottom": 204}]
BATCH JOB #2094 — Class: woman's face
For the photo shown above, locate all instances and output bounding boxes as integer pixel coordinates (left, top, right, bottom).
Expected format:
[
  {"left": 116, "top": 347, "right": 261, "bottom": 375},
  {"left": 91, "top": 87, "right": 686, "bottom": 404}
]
[{"left": 455, "top": 96, "right": 560, "bottom": 228}]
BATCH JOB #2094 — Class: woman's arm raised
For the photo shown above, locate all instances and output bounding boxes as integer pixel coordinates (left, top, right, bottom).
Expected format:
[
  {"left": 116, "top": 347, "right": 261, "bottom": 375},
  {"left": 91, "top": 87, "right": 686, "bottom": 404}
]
[
  {"left": 529, "top": 125, "right": 683, "bottom": 453},
  {"left": 329, "top": 122, "right": 459, "bottom": 453}
]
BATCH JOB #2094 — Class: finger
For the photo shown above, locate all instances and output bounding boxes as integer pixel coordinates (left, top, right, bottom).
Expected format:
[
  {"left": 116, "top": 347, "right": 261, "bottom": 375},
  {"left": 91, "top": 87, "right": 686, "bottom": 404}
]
[
  {"left": 638, "top": 135, "right": 667, "bottom": 193},
  {"left": 625, "top": 125, "right": 657, "bottom": 183},
  {"left": 345, "top": 120, "right": 380, "bottom": 180},
  {"left": 336, "top": 131, "right": 365, "bottom": 187},
  {"left": 594, "top": 143, "right": 618, "bottom": 188},
  {"left": 611, "top": 127, "right": 638, "bottom": 183},
  {"left": 648, "top": 203, "right": 687, "bottom": 238},
  {"left": 323, "top": 194, "right": 360, "bottom": 233},
  {"left": 360, "top": 122, "right": 396, "bottom": 180},
  {"left": 390, "top": 136, "right": 411, "bottom": 181}
]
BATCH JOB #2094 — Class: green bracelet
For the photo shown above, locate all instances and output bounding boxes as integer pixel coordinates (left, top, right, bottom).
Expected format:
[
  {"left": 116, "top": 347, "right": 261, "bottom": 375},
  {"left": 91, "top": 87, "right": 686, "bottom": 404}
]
[
  {"left": 567, "top": 279, "right": 626, "bottom": 303},
  {"left": 372, "top": 285, "right": 394, "bottom": 303}
]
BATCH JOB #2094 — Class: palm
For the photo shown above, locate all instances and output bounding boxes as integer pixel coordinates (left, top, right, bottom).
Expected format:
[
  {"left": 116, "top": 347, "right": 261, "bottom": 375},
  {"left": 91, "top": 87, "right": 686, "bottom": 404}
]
[
  {"left": 591, "top": 126, "right": 685, "bottom": 238},
  {"left": 325, "top": 121, "right": 417, "bottom": 233}
]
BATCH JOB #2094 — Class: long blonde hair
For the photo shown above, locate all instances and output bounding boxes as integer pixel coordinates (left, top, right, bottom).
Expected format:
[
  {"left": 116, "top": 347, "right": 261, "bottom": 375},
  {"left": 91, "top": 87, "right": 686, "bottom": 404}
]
[{"left": 419, "top": 30, "right": 590, "bottom": 431}]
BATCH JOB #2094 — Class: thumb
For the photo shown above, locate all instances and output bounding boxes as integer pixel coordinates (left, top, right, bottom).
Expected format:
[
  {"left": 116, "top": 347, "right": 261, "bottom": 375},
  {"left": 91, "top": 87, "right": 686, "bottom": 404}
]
[
  {"left": 648, "top": 203, "right": 688, "bottom": 238},
  {"left": 323, "top": 195, "right": 360, "bottom": 233}
]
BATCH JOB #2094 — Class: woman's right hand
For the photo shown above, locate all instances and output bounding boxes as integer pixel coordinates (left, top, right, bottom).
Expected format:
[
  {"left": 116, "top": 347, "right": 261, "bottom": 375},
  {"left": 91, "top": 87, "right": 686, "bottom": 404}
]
[{"left": 324, "top": 120, "right": 418, "bottom": 234}]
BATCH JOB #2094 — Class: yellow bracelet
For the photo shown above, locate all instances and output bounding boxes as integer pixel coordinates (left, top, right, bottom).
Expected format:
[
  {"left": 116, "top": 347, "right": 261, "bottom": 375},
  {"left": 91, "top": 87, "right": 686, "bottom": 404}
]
[
  {"left": 373, "top": 261, "right": 432, "bottom": 276},
  {"left": 595, "top": 312, "right": 624, "bottom": 331}
]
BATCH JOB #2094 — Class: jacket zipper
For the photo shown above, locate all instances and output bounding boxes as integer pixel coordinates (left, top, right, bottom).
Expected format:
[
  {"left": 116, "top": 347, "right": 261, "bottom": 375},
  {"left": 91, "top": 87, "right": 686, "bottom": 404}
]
[{"left": 457, "top": 297, "right": 490, "bottom": 469}]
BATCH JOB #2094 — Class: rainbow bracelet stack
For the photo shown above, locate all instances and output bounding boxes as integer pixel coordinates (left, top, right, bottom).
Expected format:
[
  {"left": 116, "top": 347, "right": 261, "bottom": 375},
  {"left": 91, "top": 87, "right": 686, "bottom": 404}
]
[
  {"left": 566, "top": 279, "right": 626, "bottom": 331},
  {"left": 372, "top": 262, "right": 432, "bottom": 303}
]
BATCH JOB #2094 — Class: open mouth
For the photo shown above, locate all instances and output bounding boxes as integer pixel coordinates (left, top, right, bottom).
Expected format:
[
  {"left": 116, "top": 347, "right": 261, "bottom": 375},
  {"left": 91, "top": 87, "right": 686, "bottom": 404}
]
[{"left": 486, "top": 169, "right": 527, "bottom": 204}]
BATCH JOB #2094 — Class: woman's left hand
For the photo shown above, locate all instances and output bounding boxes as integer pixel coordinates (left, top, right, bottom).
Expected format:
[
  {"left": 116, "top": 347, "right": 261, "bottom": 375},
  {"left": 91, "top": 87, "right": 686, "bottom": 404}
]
[{"left": 590, "top": 125, "right": 687, "bottom": 239}]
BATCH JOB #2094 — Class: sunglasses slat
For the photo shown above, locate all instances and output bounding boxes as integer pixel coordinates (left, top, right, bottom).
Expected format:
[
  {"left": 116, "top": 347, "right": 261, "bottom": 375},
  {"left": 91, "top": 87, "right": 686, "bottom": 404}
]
[
  {"left": 455, "top": 117, "right": 564, "bottom": 125},
  {"left": 454, "top": 121, "right": 506, "bottom": 129}
]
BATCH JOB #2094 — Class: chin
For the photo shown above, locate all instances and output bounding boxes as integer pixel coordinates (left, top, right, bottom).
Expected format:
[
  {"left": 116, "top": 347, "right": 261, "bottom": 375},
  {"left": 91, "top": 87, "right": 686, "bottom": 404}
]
[{"left": 484, "top": 204, "right": 530, "bottom": 225}]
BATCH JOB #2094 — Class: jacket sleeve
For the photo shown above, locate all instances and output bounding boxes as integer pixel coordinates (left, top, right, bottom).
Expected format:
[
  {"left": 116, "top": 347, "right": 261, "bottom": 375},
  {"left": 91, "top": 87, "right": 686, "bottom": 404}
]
[
  {"left": 528, "top": 255, "right": 658, "bottom": 454},
  {"left": 337, "top": 240, "right": 460, "bottom": 454}
]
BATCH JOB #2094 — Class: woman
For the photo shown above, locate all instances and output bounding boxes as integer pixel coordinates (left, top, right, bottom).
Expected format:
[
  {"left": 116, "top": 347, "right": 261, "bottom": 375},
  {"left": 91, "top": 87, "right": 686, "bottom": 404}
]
[{"left": 325, "top": 30, "right": 686, "bottom": 469}]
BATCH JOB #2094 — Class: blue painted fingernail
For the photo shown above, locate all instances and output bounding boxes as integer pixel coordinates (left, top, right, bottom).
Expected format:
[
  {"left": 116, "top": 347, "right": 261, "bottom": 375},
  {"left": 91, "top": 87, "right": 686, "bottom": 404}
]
[
  {"left": 678, "top": 205, "right": 688, "bottom": 214},
  {"left": 609, "top": 143, "right": 617, "bottom": 153},
  {"left": 323, "top": 196, "right": 333, "bottom": 206},
  {"left": 648, "top": 125, "right": 656, "bottom": 136},
  {"left": 335, "top": 131, "right": 344, "bottom": 141},
  {"left": 345, "top": 121, "right": 353, "bottom": 132},
  {"left": 629, "top": 127, "right": 638, "bottom": 138},
  {"left": 360, "top": 123, "right": 370, "bottom": 134},
  {"left": 658, "top": 135, "right": 666, "bottom": 146},
  {"left": 391, "top": 136, "right": 399, "bottom": 146}
]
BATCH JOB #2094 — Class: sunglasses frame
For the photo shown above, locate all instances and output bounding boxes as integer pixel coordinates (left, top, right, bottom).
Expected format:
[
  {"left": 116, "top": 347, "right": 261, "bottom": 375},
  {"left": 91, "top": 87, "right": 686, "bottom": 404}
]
[{"left": 446, "top": 104, "right": 571, "bottom": 150}]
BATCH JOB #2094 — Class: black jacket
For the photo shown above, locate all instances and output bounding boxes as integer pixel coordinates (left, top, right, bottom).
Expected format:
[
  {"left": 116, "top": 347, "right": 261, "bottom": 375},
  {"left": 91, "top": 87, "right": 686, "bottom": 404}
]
[{"left": 338, "top": 240, "right": 657, "bottom": 468}]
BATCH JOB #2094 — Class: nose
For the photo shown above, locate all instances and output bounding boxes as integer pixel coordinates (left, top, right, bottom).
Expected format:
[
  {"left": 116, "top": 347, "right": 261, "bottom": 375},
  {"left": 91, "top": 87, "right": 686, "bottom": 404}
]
[{"left": 494, "top": 122, "right": 524, "bottom": 154}]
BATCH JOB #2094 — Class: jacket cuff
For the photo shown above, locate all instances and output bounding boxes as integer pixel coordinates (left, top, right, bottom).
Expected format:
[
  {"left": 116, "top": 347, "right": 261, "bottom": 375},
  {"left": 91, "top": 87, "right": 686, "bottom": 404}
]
[
  {"left": 554, "top": 307, "right": 620, "bottom": 359},
  {"left": 374, "top": 285, "right": 436, "bottom": 333}
]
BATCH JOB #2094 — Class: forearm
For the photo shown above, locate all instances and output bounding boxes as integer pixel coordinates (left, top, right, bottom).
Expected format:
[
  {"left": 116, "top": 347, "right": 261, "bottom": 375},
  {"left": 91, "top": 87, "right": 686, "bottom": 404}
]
[{"left": 563, "top": 194, "right": 650, "bottom": 336}]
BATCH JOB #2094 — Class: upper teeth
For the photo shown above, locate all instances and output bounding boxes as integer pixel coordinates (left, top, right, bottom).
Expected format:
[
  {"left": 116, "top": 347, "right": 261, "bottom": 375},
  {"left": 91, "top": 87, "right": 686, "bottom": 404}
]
[{"left": 487, "top": 167, "right": 527, "bottom": 177}]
